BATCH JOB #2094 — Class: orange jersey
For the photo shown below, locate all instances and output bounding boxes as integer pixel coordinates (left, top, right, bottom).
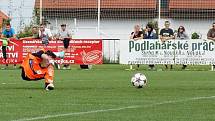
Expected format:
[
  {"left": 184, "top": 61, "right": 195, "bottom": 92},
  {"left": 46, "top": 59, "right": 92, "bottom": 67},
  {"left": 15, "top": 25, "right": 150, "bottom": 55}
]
[{"left": 21, "top": 51, "right": 54, "bottom": 83}]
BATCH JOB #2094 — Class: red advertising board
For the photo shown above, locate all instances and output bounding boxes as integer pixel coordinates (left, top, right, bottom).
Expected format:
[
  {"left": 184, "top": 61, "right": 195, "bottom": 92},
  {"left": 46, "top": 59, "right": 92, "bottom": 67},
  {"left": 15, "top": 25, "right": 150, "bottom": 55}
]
[
  {"left": 62, "top": 39, "right": 103, "bottom": 64},
  {"left": 0, "top": 38, "right": 103, "bottom": 64},
  {"left": 0, "top": 39, "right": 22, "bottom": 64}
]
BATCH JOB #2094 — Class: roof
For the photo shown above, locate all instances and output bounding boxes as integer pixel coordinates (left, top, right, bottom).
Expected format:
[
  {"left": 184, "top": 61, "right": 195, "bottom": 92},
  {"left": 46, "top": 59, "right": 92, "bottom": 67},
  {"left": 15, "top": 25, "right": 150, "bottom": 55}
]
[
  {"left": 35, "top": 0, "right": 156, "bottom": 9},
  {"left": 0, "top": 10, "right": 9, "bottom": 29},
  {"left": 169, "top": 0, "right": 215, "bottom": 9},
  {"left": 0, "top": 10, "right": 9, "bottom": 19}
]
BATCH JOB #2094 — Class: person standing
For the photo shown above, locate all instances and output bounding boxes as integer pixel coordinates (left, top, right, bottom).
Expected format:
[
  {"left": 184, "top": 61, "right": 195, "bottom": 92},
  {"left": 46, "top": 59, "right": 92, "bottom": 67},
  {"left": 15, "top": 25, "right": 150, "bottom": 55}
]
[
  {"left": 159, "top": 21, "right": 175, "bottom": 69},
  {"left": 207, "top": 22, "right": 215, "bottom": 69},
  {"left": 56, "top": 24, "right": 72, "bottom": 69},
  {"left": 21, "top": 26, "right": 39, "bottom": 39},
  {"left": 175, "top": 26, "right": 189, "bottom": 70},
  {"left": 39, "top": 23, "right": 53, "bottom": 46},
  {"left": 32, "top": 26, "right": 39, "bottom": 38},
  {"left": 144, "top": 24, "right": 157, "bottom": 39},
  {"left": 175, "top": 26, "right": 189, "bottom": 40},
  {"left": 1, "top": 23, "right": 17, "bottom": 69},
  {"left": 160, "top": 21, "right": 175, "bottom": 41},
  {"left": 130, "top": 25, "right": 144, "bottom": 69},
  {"left": 130, "top": 25, "right": 144, "bottom": 40},
  {"left": 144, "top": 24, "right": 158, "bottom": 70},
  {"left": 207, "top": 22, "right": 215, "bottom": 41}
]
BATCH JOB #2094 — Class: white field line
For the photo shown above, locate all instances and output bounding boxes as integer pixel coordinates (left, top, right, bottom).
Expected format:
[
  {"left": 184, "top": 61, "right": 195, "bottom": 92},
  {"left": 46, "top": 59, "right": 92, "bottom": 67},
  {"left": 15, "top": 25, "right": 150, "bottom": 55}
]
[
  {"left": 12, "top": 95, "right": 215, "bottom": 121},
  {"left": 2, "top": 83, "right": 17, "bottom": 85}
]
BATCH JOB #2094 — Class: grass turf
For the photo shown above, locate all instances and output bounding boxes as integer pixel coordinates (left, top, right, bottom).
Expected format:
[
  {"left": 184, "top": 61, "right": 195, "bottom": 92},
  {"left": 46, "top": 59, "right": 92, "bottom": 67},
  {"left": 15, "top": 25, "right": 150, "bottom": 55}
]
[{"left": 0, "top": 64, "right": 215, "bottom": 121}]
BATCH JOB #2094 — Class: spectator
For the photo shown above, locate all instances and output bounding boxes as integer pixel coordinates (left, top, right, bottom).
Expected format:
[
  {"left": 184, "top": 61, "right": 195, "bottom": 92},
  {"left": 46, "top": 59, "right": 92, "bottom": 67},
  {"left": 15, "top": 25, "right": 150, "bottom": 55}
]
[
  {"left": 175, "top": 26, "right": 189, "bottom": 70},
  {"left": 22, "top": 26, "right": 39, "bottom": 39},
  {"left": 1, "top": 23, "right": 17, "bottom": 69},
  {"left": 175, "top": 26, "right": 189, "bottom": 40},
  {"left": 144, "top": 24, "right": 158, "bottom": 70},
  {"left": 39, "top": 23, "right": 52, "bottom": 46},
  {"left": 144, "top": 24, "right": 157, "bottom": 39},
  {"left": 56, "top": 24, "right": 72, "bottom": 69},
  {"left": 130, "top": 25, "right": 144, "bottom": 40},
  {"left": 1, "top": 23, "right": 16, "bottom": 38},
  {"left": 207, "top": 22, "right": 215, "bottom": 41},
  {"left": 32, "top": 26, "right": 39, "bottom": 38},
  {"left": 159, "top": 21, "right": 175, "bottom": 69},
  {"left": 130, "top": 25, "right": 143, "bottom": 69},
  {"left": 160, "top": 21, "right": 174, "bottom": 42},
  {"left": 207, "top": 22, "right": 215, "bottom": 69}
]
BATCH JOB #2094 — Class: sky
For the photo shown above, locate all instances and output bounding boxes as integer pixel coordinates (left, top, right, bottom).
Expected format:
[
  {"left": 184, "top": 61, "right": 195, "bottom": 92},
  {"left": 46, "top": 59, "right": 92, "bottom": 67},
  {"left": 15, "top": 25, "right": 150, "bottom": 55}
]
[{"left": 0, "top": 0, "right": 35, "bottom": 31}]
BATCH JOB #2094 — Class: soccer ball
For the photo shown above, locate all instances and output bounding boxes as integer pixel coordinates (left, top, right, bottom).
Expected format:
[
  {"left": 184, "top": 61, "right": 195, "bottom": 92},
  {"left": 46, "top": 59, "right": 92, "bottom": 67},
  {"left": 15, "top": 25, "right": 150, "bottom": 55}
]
[{"left": 131, "top": 73, "right": 147, "bottom": 88}]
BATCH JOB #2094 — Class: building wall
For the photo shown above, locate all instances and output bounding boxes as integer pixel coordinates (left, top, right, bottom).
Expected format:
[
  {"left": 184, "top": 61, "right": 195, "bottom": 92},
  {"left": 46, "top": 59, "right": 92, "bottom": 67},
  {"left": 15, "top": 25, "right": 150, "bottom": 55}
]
[
  {"left": 48, "top": 18, "right": 213, "bottom": 39},
  {"left": 47, "top": 18, "right": 213, "bottom": 60},
  {"left": 0, "top": 11, "right": 9, "bottom": 32}
]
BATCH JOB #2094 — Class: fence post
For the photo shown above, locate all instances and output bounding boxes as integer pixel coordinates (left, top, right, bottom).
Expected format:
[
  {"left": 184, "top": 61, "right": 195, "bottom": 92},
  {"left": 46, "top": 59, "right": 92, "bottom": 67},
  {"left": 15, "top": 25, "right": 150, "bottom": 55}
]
[
  {"left": 39, "top": 0, "right": 43, "bottom": 23},
  {"left": 158, "top": 0, "right": 161, "bottom": 30},
  {"left": 97, "top": 0, "right": 101, "bottom": 34}
]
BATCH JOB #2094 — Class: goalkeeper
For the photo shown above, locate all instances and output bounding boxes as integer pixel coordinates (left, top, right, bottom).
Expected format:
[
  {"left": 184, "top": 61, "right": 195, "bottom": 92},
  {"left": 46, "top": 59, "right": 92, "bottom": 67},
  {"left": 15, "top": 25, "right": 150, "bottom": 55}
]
[{"left": 21, "top": 49, "right": 64, "bottom": 90}]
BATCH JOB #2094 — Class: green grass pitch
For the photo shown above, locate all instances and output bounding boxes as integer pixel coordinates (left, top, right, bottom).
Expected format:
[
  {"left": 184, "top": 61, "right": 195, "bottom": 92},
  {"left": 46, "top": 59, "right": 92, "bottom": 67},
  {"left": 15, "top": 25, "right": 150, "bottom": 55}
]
[{"left": 0, "top": 64, "right": 215, "bottom": 121}]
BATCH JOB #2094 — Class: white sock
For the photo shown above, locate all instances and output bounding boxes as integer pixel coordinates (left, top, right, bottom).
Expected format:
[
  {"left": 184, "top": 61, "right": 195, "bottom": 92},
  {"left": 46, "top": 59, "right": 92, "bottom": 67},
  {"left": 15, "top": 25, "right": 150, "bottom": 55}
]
[{"left": 54, "top": 51, "right": 65, "bottom": 59}]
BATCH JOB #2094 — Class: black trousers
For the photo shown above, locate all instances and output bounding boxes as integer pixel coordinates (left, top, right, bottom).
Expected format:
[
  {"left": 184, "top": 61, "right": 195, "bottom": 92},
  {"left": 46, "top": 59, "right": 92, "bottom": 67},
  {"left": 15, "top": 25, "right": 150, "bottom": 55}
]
[
  {"left": 2, "top": 46, "right": 7, "bottom": 59},
  {"left": 63, "top": 38, "right": 70, "bottom": 49},
  {"left": 2, "top": 46, "right": 16, "bottom": 66}
]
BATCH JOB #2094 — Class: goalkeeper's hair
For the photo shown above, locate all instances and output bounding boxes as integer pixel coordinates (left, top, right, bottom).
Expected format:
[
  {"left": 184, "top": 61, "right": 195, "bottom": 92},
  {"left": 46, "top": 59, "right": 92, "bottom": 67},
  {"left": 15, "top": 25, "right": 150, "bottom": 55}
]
[{"left": 45, "top": 50, "right": 56, "bottom": 59}]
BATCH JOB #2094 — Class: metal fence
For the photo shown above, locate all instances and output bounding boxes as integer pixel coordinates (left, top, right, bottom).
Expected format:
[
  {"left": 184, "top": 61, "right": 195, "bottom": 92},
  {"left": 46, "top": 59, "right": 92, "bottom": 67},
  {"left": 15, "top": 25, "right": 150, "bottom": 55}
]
[{"left": 102, "top": 39, "right": 120, "bottom": 64}]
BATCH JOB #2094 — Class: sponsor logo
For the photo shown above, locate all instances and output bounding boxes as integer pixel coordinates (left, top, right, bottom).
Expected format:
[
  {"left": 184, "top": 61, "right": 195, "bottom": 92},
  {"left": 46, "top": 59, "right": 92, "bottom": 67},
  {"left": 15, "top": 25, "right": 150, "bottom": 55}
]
[{"left": 81, "top": 50, "right": 102, "bottom": 64}]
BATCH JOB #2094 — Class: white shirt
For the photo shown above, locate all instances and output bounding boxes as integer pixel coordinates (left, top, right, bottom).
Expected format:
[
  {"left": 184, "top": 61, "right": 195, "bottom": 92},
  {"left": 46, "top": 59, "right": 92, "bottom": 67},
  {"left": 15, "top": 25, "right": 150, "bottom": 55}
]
[
  {"left": 39, "top": 28, "right": 53, "bottom": 39},
  {"left": 57, "top": 29, "right": 72, "bottom": 39}
]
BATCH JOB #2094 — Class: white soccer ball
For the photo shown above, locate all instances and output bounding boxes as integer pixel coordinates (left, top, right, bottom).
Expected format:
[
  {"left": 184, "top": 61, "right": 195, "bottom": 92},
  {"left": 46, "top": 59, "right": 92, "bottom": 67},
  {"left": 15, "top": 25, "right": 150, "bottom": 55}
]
[{"left": 131, "top": 73, "right": 147, "bottom": 88}]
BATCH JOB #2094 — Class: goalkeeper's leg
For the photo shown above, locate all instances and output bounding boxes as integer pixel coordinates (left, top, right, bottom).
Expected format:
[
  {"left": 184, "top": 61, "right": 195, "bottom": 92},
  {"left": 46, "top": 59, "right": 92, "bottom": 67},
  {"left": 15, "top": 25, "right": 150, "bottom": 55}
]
[{"left": 44, "top": 65, "right": 55, "bottom": 90}]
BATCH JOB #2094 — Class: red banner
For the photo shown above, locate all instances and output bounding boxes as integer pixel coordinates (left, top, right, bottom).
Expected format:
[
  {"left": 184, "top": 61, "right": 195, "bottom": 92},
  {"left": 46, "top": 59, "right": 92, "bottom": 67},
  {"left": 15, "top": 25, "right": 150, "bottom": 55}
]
[
  {"left": 0, "top": 39, "right": 22, "bottom": 64},
  {"left": 0, "top": 38, "right": 103, "bottom": 64}
]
